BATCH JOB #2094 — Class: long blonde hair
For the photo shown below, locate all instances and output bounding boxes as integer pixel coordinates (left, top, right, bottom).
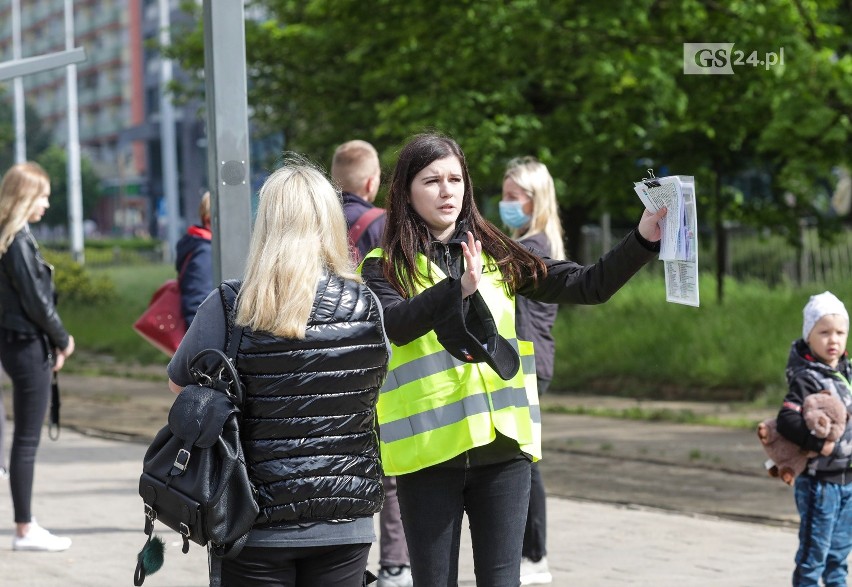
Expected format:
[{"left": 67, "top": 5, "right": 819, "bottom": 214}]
[
  {"left": 236, "top": 157, "right": 360, "bottom": 338},
  {"left": 504, "top": 157, "right": 565, "bottom": 260},
  {"left": 0, "top": 162, "right": 50, "bottom": 255}
]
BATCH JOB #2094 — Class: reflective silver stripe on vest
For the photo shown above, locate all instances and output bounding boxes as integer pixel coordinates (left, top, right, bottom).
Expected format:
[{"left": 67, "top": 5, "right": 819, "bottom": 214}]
[
  {"left": 380, "top": 384, "right": 537, "bottom": 443},
  {"left": 519, "top": 352, "right": 540, "bottom": 423},
  {"left": 381, "top": 338, "right": 526, "bottom": 394},
  {"left": 381, "top": 349, "right": 465, "bottom": 393},
  {"left": 521, "top": 353, "right": 535, "bottom": 376}
]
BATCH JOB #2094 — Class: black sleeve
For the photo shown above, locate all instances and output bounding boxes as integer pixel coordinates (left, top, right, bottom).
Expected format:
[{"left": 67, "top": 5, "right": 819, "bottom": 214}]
[
  {"left": 361, "top": 257, "right": 462, "bottom": 346},
  {"left": 5, "top": 238, "right": 69, "bottom": 349},
  {"left": 515, "top": 230, "right": 656, "bottom": 305},
  {"left": 777, "top": 375, "right": 826, "bottom": 453}
]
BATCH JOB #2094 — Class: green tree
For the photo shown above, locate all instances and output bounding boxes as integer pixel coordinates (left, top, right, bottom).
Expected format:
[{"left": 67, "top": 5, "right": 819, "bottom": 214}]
[
  {"left": 0, "top": 89, "right": 54, "bottom": 171},
  {"left": 169, "top": 0, "right": 852, "bottom": 299},
  {"left": 644, "top": 0, "right": 852, "bottom": 298},
  {"left": 170, "top": 0, "right": 684, "bottom": 255},
  {"left": 36, "top": 145, "right": 103, "bottom": 227}
]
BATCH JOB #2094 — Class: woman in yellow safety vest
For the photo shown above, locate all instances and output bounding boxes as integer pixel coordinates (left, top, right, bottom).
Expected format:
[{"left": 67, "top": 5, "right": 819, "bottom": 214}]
[{"left": 360, "top": 132, "right": 666, "bottom": 587}]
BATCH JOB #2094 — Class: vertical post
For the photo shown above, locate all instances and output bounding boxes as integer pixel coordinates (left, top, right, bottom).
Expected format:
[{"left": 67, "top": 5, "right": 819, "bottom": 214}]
[
  {"left": 64, "top": 0, "right": 84, "bottom": 263},
  {"left": 202, "top": 0, "right": 252, "bottom": 283},
  {"left": 159, "top": 0, "right": 180, "bottom": 262},
  {"left": 12, "top": 0, "right": 25, "bottom": 164}
]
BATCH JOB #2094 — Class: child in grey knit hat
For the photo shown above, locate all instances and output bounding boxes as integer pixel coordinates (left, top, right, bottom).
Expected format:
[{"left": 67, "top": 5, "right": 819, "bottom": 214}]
[
  {"left": 776, "top": 290, "right": 852, "bottom": 586},
  {"left": 802, "top": 291, "right": 849, "bottom": 367}
]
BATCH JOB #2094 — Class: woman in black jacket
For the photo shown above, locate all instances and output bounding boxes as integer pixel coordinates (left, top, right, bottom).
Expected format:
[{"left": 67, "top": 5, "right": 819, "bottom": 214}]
[
  {"left": 360, "top": 133, "right": 666, "bottom": 586},
  {"left": 168, "top": 158, "right": 389, "bottom": 587},
  {"left": 0, "top": 162, "right": 75, "bottom": 552}
]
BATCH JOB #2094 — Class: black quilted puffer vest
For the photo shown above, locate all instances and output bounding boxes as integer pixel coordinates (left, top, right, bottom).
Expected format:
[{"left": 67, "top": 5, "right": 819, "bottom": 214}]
[{"left": 219, "top": 276, "right": 388, "bottom": 526}]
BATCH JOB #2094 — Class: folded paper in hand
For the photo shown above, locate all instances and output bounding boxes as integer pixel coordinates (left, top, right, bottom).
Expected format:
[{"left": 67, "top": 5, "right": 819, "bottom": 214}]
[{"left": 634, "top": 173, "right": 699, "bottom": 307}]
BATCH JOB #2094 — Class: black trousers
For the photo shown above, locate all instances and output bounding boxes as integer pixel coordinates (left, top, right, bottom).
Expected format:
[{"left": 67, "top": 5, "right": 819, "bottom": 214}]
[
  {"left": 523, "top": 377, "right": 550, "bottom": 561},
  {"left": 216, "top": 542, "right": 372, "bottom": 587},
  {"left": 0, "top": 329, "right": 52, "bottom": 524}
]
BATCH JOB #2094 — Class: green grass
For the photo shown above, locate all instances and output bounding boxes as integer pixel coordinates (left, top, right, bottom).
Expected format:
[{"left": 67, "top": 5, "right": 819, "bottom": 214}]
[
  {"left": 55, "top": 258, "right": 852, "bottom": 412},
  {"left": 59, "top": 263, "right": 174, "bottom": 368},
  {"left": 551, "top": 270, "right": 852, "bottom": 403},
  {"left": 543, "top": 404, "right": 760, "bottom": 430}
]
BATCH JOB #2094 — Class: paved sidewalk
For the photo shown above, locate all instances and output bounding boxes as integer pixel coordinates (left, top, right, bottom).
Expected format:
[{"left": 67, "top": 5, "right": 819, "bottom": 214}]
[{"left": 0, "top": 426, "right": 806, "bottom": 586}]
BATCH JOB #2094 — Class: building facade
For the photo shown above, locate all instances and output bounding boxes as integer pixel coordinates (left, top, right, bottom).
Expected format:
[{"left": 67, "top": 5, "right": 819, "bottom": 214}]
[{"left": 0, "top": 0, "right": 206, "bottom": 237}]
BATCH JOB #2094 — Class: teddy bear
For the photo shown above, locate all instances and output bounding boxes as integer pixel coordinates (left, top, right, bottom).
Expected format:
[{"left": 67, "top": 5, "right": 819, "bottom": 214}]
[{"left": 757, "top": 390, "right": 848, "bottom": 486}]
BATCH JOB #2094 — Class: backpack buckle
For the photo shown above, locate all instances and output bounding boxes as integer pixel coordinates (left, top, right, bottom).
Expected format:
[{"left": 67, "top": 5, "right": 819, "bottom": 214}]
[{"left": 173, "top": 449, "right": 191, "bottom": 472}]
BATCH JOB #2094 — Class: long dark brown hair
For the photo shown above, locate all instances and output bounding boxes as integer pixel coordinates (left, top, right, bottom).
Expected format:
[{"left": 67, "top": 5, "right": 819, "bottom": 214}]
[{"left": 381, "top": 133, "right": 546, "bottom": 297}]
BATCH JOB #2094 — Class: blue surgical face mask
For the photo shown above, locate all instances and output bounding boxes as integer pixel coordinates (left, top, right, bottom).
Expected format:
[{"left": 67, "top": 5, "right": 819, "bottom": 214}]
[{"left": 499, "top": 201, "right": 531, "bottom": 230}]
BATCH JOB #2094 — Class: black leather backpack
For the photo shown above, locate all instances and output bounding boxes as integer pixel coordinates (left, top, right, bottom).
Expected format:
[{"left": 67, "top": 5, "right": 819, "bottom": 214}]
[{"left": 134, "top": 325, "right": 259, "bottom": 585}]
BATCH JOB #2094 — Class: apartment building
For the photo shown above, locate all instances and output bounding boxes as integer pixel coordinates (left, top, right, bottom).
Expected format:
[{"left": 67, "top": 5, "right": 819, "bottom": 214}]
[{"left": 0, "top": 0, "right": 206, "bottom": 236}]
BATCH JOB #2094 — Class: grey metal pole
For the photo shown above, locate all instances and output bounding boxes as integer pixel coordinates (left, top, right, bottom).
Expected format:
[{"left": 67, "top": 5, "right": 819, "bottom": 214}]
[
  {"left": 159, "top": 0, "right": 180, "bottom": 263},
  {"left": 202, "top": 0, "right": 252, "bottom": 283},
  {"left": 64, "top": 0, "right": 84, "bottom": 263},
  {"left": 0, "top": 48, "right": 86, "bottom": 82},
  {"left": 12, "top": 0, "right": 25, "bottom": 164}
]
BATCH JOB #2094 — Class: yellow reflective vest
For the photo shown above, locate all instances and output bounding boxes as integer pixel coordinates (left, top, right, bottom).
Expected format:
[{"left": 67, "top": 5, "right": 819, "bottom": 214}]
[{"left": 361, "top": 249, "right": 540, "bottom": 476}]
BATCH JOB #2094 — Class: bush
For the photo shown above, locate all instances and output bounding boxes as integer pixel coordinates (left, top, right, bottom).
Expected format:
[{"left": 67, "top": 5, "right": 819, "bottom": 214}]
[
  {"left": 41, "top": 250, "right": 116, "bottom": 305},
  {"left": 43, "top": 239, "right": 164, "bottom": 266}
]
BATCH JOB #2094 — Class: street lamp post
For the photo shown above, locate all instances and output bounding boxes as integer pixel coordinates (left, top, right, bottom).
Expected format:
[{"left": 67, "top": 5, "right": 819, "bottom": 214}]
[{"left": 64, "top": 0, "right": 84, "bottom": 264}]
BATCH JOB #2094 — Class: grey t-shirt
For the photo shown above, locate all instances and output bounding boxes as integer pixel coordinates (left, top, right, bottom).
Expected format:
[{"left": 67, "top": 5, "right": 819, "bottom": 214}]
[{"left": 167, "top": 289, "right": 376, "bottom": 547}]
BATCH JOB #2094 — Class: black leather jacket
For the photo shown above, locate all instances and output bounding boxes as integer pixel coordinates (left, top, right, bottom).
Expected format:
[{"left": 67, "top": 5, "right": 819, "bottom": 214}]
[{"left": 0, "top": 228, "right": 69, "bottom": 350}]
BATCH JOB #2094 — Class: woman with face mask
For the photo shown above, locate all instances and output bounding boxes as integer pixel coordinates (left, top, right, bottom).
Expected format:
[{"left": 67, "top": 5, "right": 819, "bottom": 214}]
[
  {"left": 360, "top": 133, "right": 666, "bottom": 586},
  {"left": 499, "top": 156, "right": 565, "bottom": 585}
]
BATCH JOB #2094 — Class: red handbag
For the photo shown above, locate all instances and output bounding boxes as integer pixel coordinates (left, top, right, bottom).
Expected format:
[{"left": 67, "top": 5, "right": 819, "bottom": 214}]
[
  {"left": 133, "top": 255, "right": 193, "bottom": 356},
  {"left": 133, "top": 279, "right": 185, "bottom": 356}
]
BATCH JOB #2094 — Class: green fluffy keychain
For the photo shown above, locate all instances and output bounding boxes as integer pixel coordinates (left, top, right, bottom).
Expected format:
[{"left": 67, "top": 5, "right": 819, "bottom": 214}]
[{"left": 134, "top": 535, "right": 165, "bottom": 585}]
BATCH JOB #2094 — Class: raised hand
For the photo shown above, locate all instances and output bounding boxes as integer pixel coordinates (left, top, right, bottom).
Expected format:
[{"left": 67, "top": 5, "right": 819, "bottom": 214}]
[{"left": 460, "top": 231, "right": 483, "bottom": 298}]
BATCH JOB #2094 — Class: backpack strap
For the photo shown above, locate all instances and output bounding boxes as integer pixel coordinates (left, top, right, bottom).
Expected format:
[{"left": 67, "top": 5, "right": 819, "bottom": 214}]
[
  {"left": 218, "top": 281, "right": 244, "bottom": 404},
  {"left": 348, "top": 207, "right": 384, "bottom": 250}
]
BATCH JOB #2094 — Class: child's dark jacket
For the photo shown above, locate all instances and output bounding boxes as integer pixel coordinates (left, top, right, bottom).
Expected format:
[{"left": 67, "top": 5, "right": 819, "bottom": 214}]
[{"left": 778, "top": 339, "right": 852, "bottom": 483}]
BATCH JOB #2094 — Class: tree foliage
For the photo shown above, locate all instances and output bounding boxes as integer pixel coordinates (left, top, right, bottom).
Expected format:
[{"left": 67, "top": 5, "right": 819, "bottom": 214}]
[
  {"left": 0, "top": 89, "right": 53, "bottom": 171},
  {"left": 35, "top": 145, "right": 103, "bottom": 227},
  {"left": 169, "top": 0, "right": 852, "bottom": 293},
  {"left": 0, "top": 89, "right": 104, "bottom": 227}
]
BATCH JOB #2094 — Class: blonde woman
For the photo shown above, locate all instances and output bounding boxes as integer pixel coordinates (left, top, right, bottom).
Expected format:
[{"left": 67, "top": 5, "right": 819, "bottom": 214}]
[
  {"left": 501, "top": 156, "right": 565, "bottom": 393},
  {"left": 0, "top": 162, "right": 75, "bottom": 552},
  {"left": 167, "top": 158, "right": 389, "bottom": 587},
  {"left": 500, "top": 156, "right": 565, "bottom": 585}
]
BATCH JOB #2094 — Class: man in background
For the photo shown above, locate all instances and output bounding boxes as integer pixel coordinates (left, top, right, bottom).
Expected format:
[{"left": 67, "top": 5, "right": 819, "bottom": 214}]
[
  {"left": 332, "top": 140, "right": 385, "bottom": 262},
  {"left": 332, "top": 140, "right": 412, "bottom": 587}
]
